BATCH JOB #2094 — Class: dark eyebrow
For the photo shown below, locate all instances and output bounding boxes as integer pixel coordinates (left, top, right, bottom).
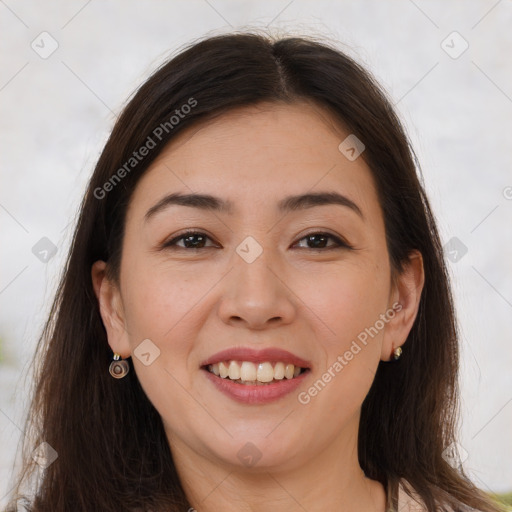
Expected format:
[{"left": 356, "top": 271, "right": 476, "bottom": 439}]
[
  {"left": 277, "top": 191, "right": 364, "bottom": 219},
  {"left": 145, "top": 192, "right": 234, "bottom": 222},
  {"left": 144, "top": 191, "right": 364, "bottom": 222}
]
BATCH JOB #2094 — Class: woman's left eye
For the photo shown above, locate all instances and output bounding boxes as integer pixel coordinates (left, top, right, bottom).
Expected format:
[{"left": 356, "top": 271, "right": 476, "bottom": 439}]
[{"left": 293, "top": 232, "right": 351, "bottom": 250}]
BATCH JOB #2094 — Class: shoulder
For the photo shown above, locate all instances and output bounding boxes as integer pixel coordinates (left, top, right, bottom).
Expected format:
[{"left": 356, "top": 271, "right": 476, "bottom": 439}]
[
  {"left": 397, "top": 481, "right": 429, "bottom": 511},
  {"left": 396, "top": 480, "right": 484, "bottom": 512}
]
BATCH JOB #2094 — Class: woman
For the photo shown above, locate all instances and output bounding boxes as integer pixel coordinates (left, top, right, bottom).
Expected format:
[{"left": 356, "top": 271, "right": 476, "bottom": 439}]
[{"left": 6, "top": 31, "right": 504, "bottom": 511}]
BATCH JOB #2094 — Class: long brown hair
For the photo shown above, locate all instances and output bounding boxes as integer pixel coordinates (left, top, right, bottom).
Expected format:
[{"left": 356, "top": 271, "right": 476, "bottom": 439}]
[{"left": 5, "top": 31, "right": 504, "bottom": 512}]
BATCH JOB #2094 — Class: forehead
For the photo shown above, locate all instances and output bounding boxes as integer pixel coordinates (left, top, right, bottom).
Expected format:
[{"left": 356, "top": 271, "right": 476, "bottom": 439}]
[{"left": 127, "top": 101, "right": 380, "bottom": 221}]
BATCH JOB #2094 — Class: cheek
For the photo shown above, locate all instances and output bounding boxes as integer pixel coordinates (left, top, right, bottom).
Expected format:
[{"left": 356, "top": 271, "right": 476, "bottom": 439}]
[
  {"left": 294, "top": 257, "right": 390, "bottom": 347},
  {"left": 118, "top": 263, "right": 212, "bottom": 431},
  {"left": 294, "top": 259, "right": 389, "bottom": 411},
  {"left": 121, "top": 256, "right": 211, "bottom": 340},
  {"left": 118, "top": 258, "right": 211, "bottom": 404}
]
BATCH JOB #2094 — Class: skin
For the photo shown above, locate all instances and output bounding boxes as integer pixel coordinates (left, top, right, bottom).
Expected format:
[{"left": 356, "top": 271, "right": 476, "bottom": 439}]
[{"left": 92, "top": 101, "right": 424, "bottom": 512}]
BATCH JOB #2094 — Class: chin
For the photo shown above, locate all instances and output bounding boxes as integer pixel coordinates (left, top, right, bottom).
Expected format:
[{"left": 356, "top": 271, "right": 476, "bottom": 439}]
[{"left": 204, "top": 433, "right": 306, "bottom": 472}]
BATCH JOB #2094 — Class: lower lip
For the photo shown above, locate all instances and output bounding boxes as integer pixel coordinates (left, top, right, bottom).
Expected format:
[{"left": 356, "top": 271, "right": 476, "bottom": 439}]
[{"left": 202, "top": 368, "right": 309, "bottom": 405}]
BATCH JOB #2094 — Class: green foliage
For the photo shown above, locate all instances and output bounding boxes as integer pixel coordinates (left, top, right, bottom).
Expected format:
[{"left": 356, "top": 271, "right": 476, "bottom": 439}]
[{"left": 491, "top": 491, "right": 512, "bottom": 510}]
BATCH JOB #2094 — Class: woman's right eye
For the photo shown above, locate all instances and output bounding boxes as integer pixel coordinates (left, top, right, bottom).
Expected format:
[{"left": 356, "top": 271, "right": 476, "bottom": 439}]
[{"left": 162, "top": 231, "right": 218, "bottom": 250}]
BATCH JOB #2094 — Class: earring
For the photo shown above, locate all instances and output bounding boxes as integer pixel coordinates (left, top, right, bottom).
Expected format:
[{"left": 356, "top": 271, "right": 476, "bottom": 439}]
[
  {"left": 109, "top": 353, "right": 129, "bottom": 379},
  {"left": 393, "top": 346, "right": 403, "bottom": 361}
]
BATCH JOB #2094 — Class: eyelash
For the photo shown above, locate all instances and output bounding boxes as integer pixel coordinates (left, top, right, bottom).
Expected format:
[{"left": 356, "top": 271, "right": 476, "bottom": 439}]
[{"left": 161, "top": 229, "right": 353, "bottom": 252}]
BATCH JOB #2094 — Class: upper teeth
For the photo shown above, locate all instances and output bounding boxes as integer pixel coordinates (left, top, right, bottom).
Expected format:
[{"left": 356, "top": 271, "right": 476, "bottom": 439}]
[{"left": 208, "top": 361, "right": 302, "bottom": 383}]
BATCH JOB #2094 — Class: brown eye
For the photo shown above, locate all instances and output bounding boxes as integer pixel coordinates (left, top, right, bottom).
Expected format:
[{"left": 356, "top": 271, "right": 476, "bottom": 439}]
[
  {"left": 294, "top": 232, "right": 351, "bottom": 250},
  {"left": 163, "top": 231, "right": 217, "bottom": 249}
]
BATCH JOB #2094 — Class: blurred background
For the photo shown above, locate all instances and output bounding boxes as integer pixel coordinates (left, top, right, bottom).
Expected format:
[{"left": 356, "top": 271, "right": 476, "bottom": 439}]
[{"left": 1, "top": 0, "right": 511, "bottom": 507}]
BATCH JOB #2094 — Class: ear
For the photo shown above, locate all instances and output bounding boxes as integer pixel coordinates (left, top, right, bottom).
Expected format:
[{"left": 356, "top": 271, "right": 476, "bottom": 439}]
[
  {"left": 91, "top": 260, "right": 131, "bottom": 358},
  {"left": 381, "top": 250, "right": 425, "bottom": 361}
]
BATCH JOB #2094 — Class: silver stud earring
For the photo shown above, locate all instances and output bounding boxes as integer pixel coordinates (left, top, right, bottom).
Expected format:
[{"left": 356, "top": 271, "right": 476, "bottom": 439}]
[
  {"left": 109, "top": 353, "right": 129, "bottom": 378},
  {"left": 393, "top": 346, "right": 403, "bottom": 361}
]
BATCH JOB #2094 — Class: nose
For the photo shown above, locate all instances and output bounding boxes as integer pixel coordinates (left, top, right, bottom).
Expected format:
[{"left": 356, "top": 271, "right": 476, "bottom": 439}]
[{"left": 217, "top": 247, "right": 296, "bottom": 330}]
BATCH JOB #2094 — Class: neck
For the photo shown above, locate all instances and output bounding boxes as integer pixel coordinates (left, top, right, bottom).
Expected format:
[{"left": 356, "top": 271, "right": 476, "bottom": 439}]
[{"left": 167, "top": 420, "right": 387, "bottom": 512}]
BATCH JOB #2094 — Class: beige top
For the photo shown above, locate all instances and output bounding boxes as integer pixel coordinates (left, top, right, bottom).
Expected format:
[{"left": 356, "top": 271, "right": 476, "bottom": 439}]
[
  {"left": 394, "top": 480, "right": 462, "bottom": 512},
  {"left": 396, "top": 482, "right": 429, "bottom": 511}
]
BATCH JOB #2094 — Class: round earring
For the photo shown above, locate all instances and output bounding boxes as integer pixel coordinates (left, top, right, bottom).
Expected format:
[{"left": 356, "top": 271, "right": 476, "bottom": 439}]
[
  {"left": 109, "top": 353, "right": 129, "bottom": 379},
  {"left": 393, "top": 346, "right": 403, "bottom": 361}
]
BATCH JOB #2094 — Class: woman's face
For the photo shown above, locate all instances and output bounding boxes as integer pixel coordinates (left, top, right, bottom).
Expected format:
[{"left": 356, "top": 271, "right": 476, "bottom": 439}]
[{"left": 94, "top": 101, "right": 422, "bottom": 474}]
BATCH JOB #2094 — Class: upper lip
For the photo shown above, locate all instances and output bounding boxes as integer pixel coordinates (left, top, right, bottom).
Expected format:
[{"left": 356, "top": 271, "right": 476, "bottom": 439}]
[{"left": 200, "top": 347, "right": 311, "bottom": 369}]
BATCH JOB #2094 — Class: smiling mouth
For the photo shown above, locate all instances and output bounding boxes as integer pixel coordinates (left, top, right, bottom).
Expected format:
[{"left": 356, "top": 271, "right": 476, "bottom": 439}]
[{"left": 203, "top": 360, "right": 309, "bottom": 385}]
